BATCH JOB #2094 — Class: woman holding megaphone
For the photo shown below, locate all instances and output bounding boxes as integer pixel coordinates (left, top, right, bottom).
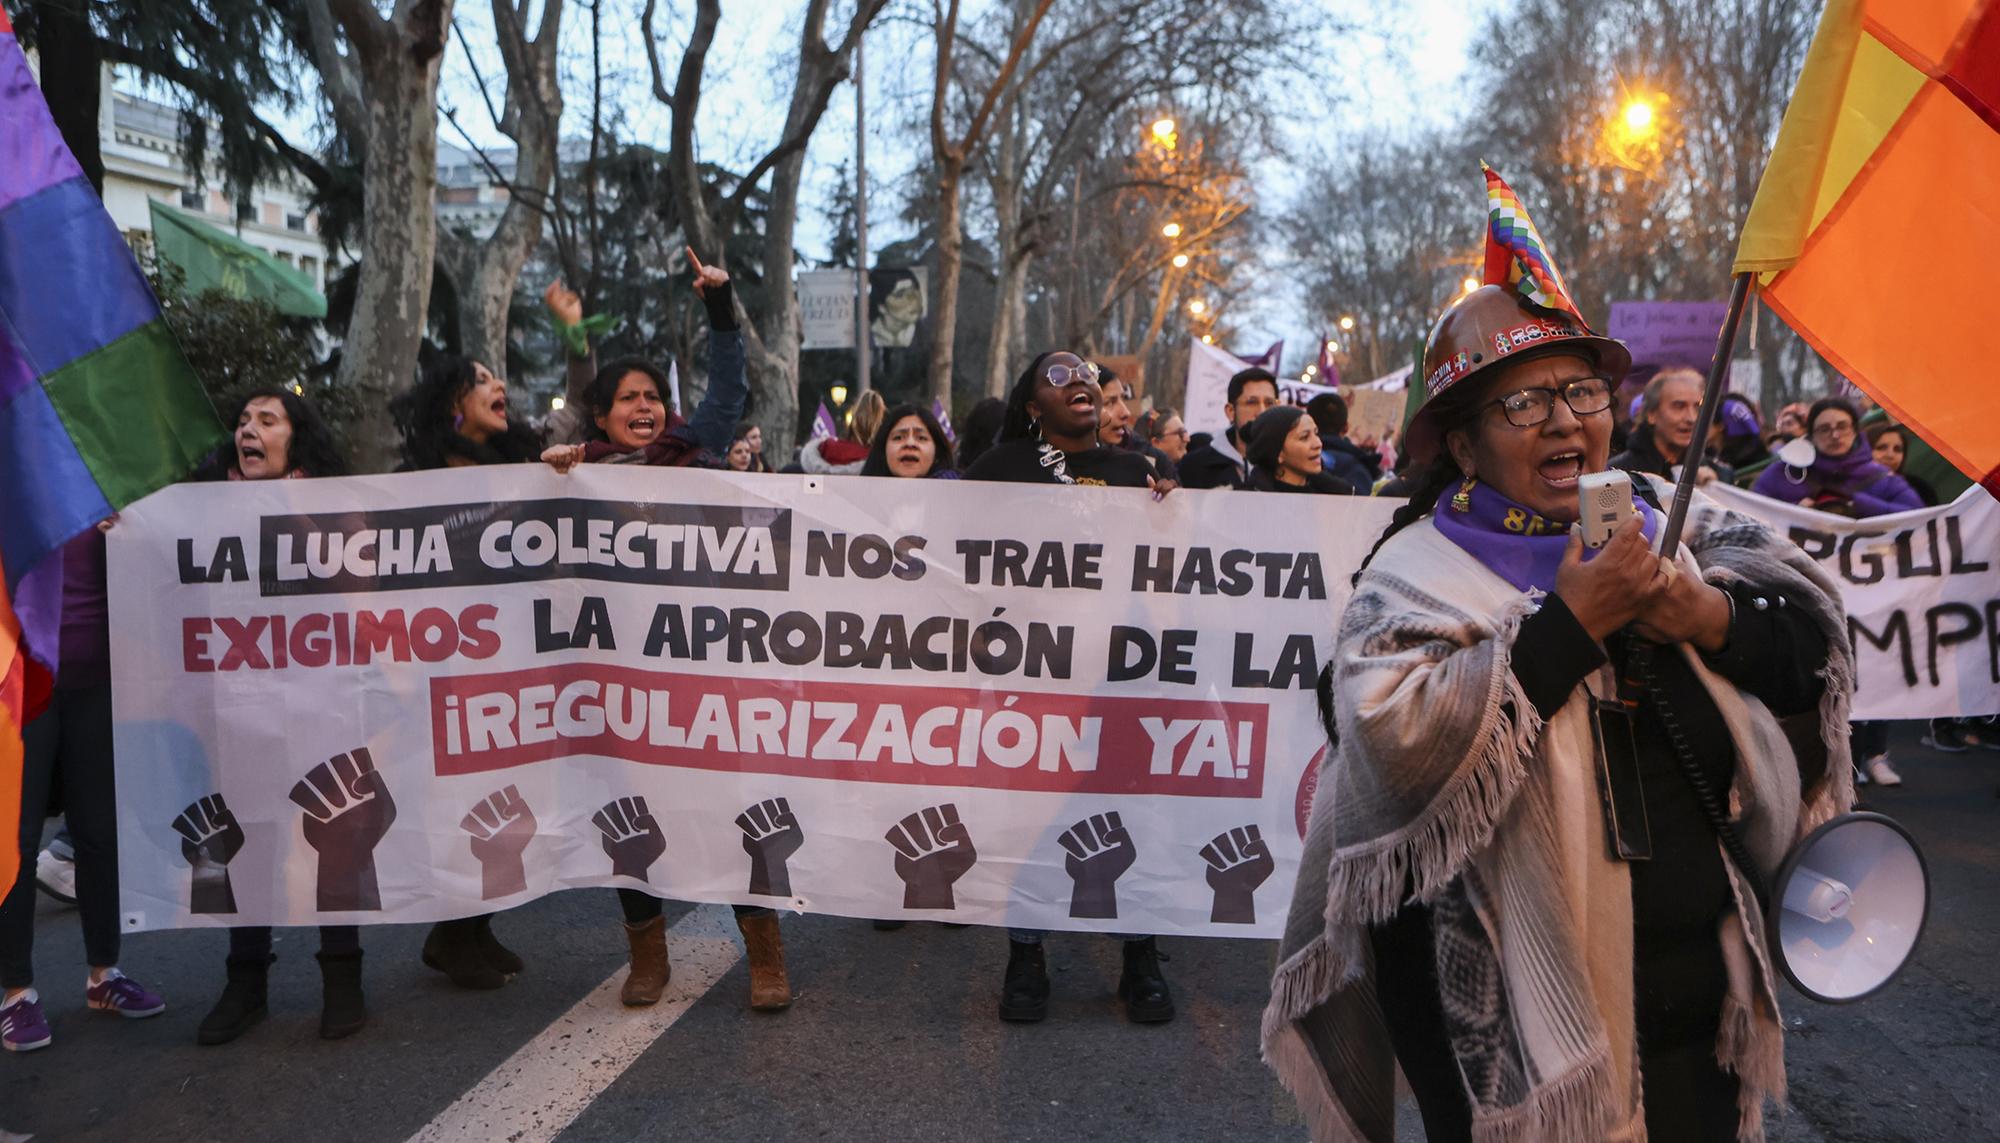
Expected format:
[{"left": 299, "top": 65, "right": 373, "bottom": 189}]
[{"left": 1265, "top": 282, "right": 1855, "bottom": 1142}]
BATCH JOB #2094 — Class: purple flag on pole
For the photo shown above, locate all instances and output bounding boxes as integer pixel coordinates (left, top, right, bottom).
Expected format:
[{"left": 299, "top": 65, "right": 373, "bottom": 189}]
[
  {"left": 811, "top": 401, "right": 838, "bottom": 441},
  {"left": 931, "top": 398, "right": 955, "bottom": 443}
]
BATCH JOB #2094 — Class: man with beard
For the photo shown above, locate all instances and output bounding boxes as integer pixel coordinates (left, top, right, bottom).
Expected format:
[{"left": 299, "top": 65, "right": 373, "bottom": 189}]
[{"left": 1179, "top": 367, "right": 1279, "bottom": 489}]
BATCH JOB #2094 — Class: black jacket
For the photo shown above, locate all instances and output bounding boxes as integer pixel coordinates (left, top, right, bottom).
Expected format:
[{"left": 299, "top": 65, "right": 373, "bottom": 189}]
[
  {"left": 1610, "top": 425, "right": 1735, "bottom": 485},
  {"left": 1247, "top": 467, "right": 1352, "bottom": 495},
  {"left": 1179, "top": 428, "right": 1248, "bottom": 490}
]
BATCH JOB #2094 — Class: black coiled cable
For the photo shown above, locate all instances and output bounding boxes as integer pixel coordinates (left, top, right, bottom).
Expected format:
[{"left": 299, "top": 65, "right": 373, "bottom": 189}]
[{"left": 1627, "top": 640, "right": 1770, "bottom": 907}]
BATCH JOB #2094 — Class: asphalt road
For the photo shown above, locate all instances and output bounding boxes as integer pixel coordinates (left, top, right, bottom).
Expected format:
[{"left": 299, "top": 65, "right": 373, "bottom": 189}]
[{"left": 2, "top": 723, "right": 1994, "bottom": 1142}]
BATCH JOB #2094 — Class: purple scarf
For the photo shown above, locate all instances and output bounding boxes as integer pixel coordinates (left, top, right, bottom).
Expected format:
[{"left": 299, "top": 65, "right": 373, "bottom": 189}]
[
  {"left": 1432, "top": 479, "right": 1659, "bottom": 593},
  {"left": 1806, "top": 438, "right": 1894, "bottom": 497}
]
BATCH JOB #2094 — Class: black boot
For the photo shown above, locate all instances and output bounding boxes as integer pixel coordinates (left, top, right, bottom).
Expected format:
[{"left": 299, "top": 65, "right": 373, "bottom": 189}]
[
  {"left": 316, "top": 949, "right": 367, "bottom": 1040},
  {"left": 473, "top": 914, "right": 523, "bottom": 976},
  {"left": 197, "top": 955, "right": 271, "bottom": 1046},
  {"left": 422, "top": 919, "right": 506, "bottom": 990},
  {"left": 1118, "top": 937, "right": 1174, "bottom": 1024},
  {"left": 998, "top": 940, "right": 1050, "bottom": 1023}
]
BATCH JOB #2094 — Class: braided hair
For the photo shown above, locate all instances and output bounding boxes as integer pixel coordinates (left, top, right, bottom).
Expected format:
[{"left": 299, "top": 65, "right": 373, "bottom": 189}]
[
  {"left": 1000, "top": 351, "right": 1063, "bottom": 442},
  {"left": 1349, "top": 384, "right": 1481, "bottom": 586}
]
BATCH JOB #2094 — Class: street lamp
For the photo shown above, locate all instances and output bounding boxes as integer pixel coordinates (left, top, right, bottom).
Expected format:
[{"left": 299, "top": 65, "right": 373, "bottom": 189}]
[
  {"left": 1171, "top": 253, "right": 1190, "bottom": 268},
  {"left": 830, "top": 384, "right": 849, "bottom": 406},
  {"left": 1338, "top": 315, "right": 1355, "bottom": 332},
  {"left": 1161, "top": 222, "right": 1183, "bottom": 239},
  {"left": 1200, "top": 334, "right": 1214, "bottom": 344},
  {"left": 1461, "top": 276, "right": 1480, "bottom": 295},
  {"left": 1150, "top": 117, "right": 1177, "bottom": 150},
  {"left": 550, "top": 396, "right": 565, "bottom": 412},
  {"left": 1187, "top": 299, "right": 1206, "bottom": 315},
  {"left": 1325, "top": 339, "right": 1341, "bottom": 354}
]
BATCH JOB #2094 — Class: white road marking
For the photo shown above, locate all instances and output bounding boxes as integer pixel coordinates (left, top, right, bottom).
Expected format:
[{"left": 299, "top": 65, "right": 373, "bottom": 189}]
[{"left": 406, "top": 904, "right": 743, "bottom": 1143}]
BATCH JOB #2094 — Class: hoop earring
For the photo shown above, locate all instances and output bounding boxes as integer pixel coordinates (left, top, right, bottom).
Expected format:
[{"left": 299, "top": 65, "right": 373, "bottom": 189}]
[{"left": 1451, "top": 475, "right": 1476, "bottom": 513}]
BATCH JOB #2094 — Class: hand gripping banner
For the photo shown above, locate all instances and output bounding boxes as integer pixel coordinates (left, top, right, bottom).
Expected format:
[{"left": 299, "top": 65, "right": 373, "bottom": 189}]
[{"left": 108, "top": 467, "right": 1397, "bottom": 937}]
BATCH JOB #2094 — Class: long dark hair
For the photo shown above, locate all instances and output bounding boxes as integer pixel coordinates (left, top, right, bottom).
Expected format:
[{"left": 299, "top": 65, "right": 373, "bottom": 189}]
[
  {"left": 394, "top": 352, "right": 542, "bottom": 469},
  {"left": 201, "top": 387, "right": 348, "bottom": 479},
  {"left": 581, "top": 356, "right": 674, "bottom": 443},
  {"left": 861, "top": 404, "right": 956, "bottom": 477},
  {"left": 1000, "top": 351, "right": 1062, "bottom": 442},
  {"left": 1349, "top": 388, "right": 1482, "bottom": 586},
  {"left": 957, "top": 396, "right": 1007, "bottom": 469}
]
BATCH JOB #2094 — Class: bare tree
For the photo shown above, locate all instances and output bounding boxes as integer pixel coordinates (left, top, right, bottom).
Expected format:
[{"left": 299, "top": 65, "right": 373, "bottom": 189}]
[
  {"left": 300, "top": 0, "right": 456, "bottom": 471},
  {"left": 438, "top": 0, "right": 565, "bottom": 372},
  {"left": 643, "top": 0, "right": 888, "bottom": 456},
  {"left": 925, "top": 0, "right": 1054, "bottom": 405}
]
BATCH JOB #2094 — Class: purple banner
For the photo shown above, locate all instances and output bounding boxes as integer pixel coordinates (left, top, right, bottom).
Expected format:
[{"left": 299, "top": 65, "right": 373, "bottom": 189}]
[{"left": 1607, "top": 301, "right": 1730, "bottom": 373}]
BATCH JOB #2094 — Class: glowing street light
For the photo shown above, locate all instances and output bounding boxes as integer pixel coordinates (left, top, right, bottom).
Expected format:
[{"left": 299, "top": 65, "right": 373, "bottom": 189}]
[
  {"left": 1325, "top": 339, "right": 1341, "bottom": 354},
  {"left": 1462, "top": 276, "right": 1480, "bottom": 295},
  {"left": 1187, "top": 299, "right": 1207, "bottom": 315},
  {"left": 1621, "top": 97, "right": 1656, "bottom": 136},
  {"left": 830, "top": 384, "right": 849, "bottom": 406},
  {"left": 550, "top": 396, "right": 566, "bottom": 412},
  {"left": 1338, "top": 315, "right": 1355, "bottom": 331},
  {"left": 1171, "top": 253, "right": 1190, "bottom": 268},
  {"left": 1151, "top": 117, "right": 1177, "bottom": 145},
  {"left": 1161, "top": 222, "right": 1183, "bottom": 239},
  {"left": 1200, "top": 334, "right": 1214, "bottom": 344},
  {"left": 291, "top": 383, "right": 304, "bottom": 395}
]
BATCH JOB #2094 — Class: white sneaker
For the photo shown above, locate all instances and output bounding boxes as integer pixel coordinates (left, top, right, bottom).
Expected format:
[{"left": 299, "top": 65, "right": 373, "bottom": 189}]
[
  {"left": 1866, "top": 757, "right": 1903, "bottom": 787},
  {"left": 33, "top": 848, "right": 76, "bottom": 905}
]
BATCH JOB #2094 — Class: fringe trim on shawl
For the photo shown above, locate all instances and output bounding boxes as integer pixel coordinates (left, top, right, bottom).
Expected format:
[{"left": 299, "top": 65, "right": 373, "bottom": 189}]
[
  {"left": 1262, "top": 926, "right": 1375, "bottom": 1142},
  {"left": 1469, "top": 1053, "right": 1621, "bottom": 1143},
  {"left": 1717, "top": 991, "right": 1786, "bottom": 1143},
  {"left": 1326, "top": 599, "right": 1546, "bottom": 925}
]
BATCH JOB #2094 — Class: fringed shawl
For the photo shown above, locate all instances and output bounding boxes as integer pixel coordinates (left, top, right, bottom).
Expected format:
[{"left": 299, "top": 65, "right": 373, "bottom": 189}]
[{"left": 1263, "top": 480, "right": 1854, "bottom": 1142}]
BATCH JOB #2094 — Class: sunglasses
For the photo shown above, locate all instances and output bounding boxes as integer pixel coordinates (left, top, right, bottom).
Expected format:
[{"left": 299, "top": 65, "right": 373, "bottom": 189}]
[{"left": 1043, "top": 361, "right": 1101, "bottom": 387}]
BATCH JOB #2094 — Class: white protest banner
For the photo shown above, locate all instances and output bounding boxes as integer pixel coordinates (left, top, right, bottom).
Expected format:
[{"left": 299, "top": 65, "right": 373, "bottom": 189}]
[
  {"left": 1708, "top": 483, "right": 2000, "bottom": 719},
  {"left": 1183, "top": 338, "right": 1253, "bottom": 435},
  {"left": 109, "top": 468, "right": 1397, "bottom": 937},
  {"left": 1274, "top": 376, "right": 1339, "bottom": 408}
]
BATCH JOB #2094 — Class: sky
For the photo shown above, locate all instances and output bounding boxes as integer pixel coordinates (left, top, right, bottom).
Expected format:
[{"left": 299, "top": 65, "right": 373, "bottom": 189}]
[{"left": 131, "top": 0, "right": 1495, "bottom": 382}]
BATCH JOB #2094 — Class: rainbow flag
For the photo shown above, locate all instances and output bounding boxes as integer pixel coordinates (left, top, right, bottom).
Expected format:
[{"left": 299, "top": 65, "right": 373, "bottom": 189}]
[
  {"left": 1734, "top": 0, "right": 2000, "bottom": 494},
  {"left": 1482, "top": 162, "right": 1589, "bottom": 327},
  {"left": 0, "top": 8, "right": 223, "bottom": 890}
]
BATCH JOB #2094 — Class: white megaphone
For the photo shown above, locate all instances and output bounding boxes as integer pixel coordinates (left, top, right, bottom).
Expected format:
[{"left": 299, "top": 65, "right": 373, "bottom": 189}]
[
  {"left": 1776, "top": 436, "right": 1818, "bottom": 469},
  {"left": 1767, "top": 812, "right": 1930, "bottom": 1003}
]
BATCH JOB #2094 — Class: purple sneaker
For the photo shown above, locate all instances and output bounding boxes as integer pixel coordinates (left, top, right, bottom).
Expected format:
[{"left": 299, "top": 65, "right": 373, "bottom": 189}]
[
  {"left": 85, "top": 969, "right": 165, "bottom": 1018},
  {"left": 1, "top": 989, "right": 52, "bottom": 1052}
]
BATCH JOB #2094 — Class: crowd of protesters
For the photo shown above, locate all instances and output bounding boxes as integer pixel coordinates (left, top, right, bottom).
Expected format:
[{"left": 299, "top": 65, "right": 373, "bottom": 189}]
[{"left": 4, "top": 244, "right": 1991, "bottom": 1068}]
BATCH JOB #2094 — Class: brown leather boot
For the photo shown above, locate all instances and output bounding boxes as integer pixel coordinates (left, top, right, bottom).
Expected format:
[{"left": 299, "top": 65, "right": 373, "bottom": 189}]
[
  {"left": 620, "top": 915, "right": 671, "bottom": 1007},
  {"left": 736, "top": 911, "right": 792, "bottom": 1012}
]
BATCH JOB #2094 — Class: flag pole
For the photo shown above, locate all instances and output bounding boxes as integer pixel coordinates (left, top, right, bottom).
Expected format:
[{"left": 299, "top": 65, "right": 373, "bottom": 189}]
[{"left": 1656, "top": 272, "right": 1754, "bottom": 555}]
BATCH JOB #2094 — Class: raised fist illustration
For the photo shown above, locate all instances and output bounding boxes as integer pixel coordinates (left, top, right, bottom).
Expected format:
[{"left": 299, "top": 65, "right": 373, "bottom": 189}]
[
  {"left": 885, "top": 804, "right": 976, "bottom": 910},
  {"left": 172, "top": 793, "right": 244, "bottom": 914},
  {"left": 1201, "top": 824, "right": 1273, "bottom": 925},
  {"left": 289, "top": 748, "right": 397, "bottom": 912},
  {"left": 736, "top": 798, "right": 803, "bottom": 897},
  {"left": 595, "top": 796, "right": 666, "bottom": 882},
  {"left": 462, "top": 786, "right": 537, "bottom": 900},
  {"left": 1059, "top": 812, "right": 1137, "bottom": 920}
]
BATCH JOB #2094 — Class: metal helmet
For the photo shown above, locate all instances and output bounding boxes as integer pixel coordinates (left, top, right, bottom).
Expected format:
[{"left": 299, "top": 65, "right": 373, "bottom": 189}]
[{"left": 1404, "top": 285, "right": 1632, "bottom": 468}]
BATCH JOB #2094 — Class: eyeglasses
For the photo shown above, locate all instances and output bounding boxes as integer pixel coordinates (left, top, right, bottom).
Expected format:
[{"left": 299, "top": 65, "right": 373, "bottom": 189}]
[
  {"left": 1483, "top": 377, "right": 1614, "bottom": 428},
  {"left": 1043, "top": 361, "right": 1101, "bottom": 387},
  {"left": 1153, "top": 427, "right": 1189, "bottom": 441},
  {"left": 1811, "top": 421, "right": 1856, "bottom": 442}
]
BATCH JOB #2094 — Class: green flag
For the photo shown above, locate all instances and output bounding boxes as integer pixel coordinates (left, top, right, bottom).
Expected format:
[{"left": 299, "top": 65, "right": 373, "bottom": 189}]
[{"left": 148, "top": 200, "right": 327, "bottom": 319}]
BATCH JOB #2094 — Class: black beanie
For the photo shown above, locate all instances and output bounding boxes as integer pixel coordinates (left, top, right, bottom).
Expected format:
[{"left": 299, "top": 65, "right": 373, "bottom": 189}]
[{"left": 1244, "top": 405, "right": 1308, "bottom": 471}]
